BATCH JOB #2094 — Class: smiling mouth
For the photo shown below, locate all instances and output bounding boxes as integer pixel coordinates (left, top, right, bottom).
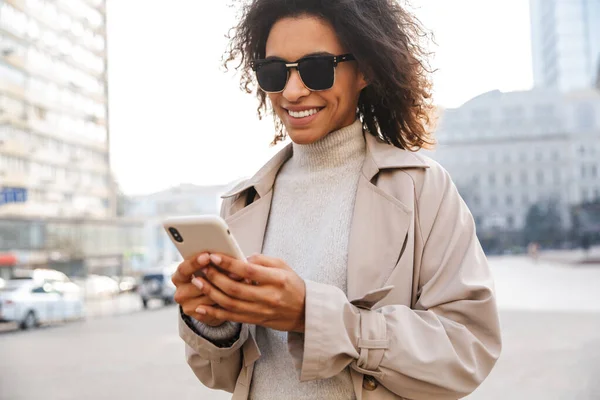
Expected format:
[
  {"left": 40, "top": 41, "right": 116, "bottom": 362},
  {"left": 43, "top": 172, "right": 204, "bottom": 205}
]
[{"left": 286, "top": 107, "right": 324, "bottom": 118}]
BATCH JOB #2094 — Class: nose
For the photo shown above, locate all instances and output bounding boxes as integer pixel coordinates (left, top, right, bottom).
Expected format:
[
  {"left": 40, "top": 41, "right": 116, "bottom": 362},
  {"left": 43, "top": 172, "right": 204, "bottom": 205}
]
[{"left": 282, "top": 69, "right": 310, "bottom": 102}]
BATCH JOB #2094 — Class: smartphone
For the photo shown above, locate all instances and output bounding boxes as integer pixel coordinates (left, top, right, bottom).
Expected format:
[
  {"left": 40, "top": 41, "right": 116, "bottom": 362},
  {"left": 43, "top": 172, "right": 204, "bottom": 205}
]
[{"left": 163, "top": 215, "right": 246, "bottom": 264}]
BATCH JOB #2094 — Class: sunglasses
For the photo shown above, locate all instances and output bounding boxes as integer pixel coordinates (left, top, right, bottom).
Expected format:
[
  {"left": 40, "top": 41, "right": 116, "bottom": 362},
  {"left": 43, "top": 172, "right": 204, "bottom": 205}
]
[{"left": 251, "top": 53, "right": 355, "bottom": 93}]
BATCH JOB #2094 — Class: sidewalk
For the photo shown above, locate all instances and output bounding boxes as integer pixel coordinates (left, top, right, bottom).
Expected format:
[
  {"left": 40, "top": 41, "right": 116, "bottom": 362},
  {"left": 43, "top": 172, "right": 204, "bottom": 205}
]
[
  {"left": 537, "top": 246, "right": 600, "bottom": 265},
  {"left": 83, "top": 293, "right": 144, "bottom": 319}
]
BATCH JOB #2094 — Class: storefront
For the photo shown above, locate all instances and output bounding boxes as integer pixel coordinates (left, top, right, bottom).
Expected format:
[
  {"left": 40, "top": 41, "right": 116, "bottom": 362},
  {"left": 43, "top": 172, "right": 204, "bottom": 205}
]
[
  {"left": 0, "top": 217, "right": 147, "bottom": 278},
  {"left": 0, "top": 253, "right": 17, "bottom": 280}
]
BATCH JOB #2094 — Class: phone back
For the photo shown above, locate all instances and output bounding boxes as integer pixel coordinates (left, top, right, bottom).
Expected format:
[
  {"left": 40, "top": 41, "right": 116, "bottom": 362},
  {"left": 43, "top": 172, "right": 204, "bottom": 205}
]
[{"left": 162, "top": 215, "right": 246, "bottom": 261}]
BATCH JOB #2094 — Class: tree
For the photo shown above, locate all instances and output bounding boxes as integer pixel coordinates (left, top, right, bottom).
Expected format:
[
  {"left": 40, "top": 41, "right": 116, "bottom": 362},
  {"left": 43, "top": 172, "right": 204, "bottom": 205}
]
[{"left": 523, "top": 199, "right": 563, "bottom": 247}]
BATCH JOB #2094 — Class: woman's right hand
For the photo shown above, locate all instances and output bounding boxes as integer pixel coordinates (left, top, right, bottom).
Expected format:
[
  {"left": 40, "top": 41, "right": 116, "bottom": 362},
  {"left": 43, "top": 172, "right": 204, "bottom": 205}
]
[{"left": 172, "top": 253, "right": 227, "bottom": 327}]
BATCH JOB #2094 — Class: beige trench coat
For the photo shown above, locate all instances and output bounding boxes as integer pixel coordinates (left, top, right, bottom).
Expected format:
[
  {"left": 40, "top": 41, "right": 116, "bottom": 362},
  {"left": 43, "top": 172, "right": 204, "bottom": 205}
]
[{"left": 178, "top": 133, "right": 502, "bottom": 399}]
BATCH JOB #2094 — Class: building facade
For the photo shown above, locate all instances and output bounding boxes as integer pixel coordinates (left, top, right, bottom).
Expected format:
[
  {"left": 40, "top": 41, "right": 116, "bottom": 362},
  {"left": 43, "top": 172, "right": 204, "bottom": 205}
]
[
  {"left": 0, "top": 1, "right": 147, "bottom": 277},
  {"left": 0, "top": 0, "right": 112, "bottom": 219},
  {"left": 530, "top": 0, "right": 600, "bottom": 91},
  {"left": 427, "top": 89, "right": 600, "bottom": 247}
]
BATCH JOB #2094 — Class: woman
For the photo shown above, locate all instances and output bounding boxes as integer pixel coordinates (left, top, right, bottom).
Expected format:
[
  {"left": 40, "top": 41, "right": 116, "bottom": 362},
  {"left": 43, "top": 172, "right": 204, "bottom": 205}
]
[{"left": 171, "top": 0, "right": 502, "bottom": 399}]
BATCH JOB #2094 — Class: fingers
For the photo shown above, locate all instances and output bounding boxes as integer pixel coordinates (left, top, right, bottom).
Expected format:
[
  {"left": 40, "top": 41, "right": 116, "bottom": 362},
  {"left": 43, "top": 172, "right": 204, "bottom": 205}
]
[
  {"left": 209, "top": 254, "right": 283, "bottom": 285},
  {"left": 193, "top": 276, "right": 262, "bottom": 314},
  {"left": 180, "top": 294, "right": 216, "bottom": 318},
  {"left": 172, "top": 253, "right": 211, "bottom": 285},
  {"left": 204, "top": 268, "right": 265, "bottom": 302},
  {"left": 173, "top": 282, "right": 203, "bottom": 305}
]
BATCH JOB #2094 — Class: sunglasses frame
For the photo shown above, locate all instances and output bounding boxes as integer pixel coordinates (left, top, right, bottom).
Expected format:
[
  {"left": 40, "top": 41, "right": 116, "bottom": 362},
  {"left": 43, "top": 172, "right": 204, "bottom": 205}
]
[{"left": 250, "top": 53, "right": 356, "bottom": 93}]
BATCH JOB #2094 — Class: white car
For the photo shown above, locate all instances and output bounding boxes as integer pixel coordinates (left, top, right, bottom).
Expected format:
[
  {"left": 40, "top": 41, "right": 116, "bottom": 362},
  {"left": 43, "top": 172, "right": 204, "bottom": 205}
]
[
  {"left": 79, "top": 275, "right": 120, "bottom": 299},
  {"left": 0, "top": 279, "right": 85, "bottom": 329}
]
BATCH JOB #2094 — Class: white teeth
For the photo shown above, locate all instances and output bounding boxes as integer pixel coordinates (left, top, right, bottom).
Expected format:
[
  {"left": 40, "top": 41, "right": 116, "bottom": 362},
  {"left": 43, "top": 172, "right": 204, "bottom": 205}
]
[{"left": 288, "top": 108, "right": 320, "bottom": 118}]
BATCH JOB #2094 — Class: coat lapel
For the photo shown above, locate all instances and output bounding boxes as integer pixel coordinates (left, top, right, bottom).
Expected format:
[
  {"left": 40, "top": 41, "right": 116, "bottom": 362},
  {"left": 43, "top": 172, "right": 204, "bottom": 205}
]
[
  {"left": 346, "top": 134, "right": 428, "bottom": 301},
  {"left": 225, "top": 191, "right": 273, "bottom": 257},
  {"left": 346, "top": 172, "right": 413, "bottom": 301}
]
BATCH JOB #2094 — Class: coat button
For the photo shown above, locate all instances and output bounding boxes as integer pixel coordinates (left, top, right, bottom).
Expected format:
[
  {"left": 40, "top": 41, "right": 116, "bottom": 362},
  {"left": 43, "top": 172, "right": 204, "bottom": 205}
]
[{"left": 363, "top": 375, "right": 378, "bottom": 391}]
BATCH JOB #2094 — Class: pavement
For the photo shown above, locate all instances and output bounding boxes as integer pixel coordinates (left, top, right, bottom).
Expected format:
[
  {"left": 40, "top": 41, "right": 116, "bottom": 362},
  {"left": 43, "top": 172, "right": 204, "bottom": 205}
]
[
  {"left": 1, "top": 255, "right": 599, "bottom": 400},
  {"left": 538, "top": 245, "right": 600, "bottom": 265}
]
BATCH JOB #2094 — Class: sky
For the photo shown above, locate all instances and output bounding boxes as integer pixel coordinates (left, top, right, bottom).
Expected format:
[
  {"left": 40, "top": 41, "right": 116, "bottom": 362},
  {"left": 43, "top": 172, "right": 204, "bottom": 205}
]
[{"left": 107, "top": 0, "right": 534, "bottom": 196}]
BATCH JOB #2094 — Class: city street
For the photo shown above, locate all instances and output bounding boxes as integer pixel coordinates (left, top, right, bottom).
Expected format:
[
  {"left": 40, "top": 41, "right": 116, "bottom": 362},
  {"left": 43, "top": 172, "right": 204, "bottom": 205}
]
[{"left": 1, "top": 256, "right": 599, "bottom": 400}]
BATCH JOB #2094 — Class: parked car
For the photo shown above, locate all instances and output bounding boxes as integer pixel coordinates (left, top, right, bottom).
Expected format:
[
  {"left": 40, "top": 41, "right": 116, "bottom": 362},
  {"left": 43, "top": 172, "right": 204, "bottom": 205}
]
[
  {"left": 78, "top": 275, "right": 120, "bottom": 299},
  {"left": 12, "top": 268, "right": 70, "bottom": 286},
  {"left": 111, "top": 276, "right": 138, "bottom": 293},
  {"left": 0, "top": 279, "right": 84, "bottom": 329},
  {"left": 138, "top": 264, "right": 177, "bottom": 309}
]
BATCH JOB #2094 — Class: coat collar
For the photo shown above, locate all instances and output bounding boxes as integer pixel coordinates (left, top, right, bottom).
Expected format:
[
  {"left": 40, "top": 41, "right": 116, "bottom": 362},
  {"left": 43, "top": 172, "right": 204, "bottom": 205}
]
[{"left": 221, "top": 132, "right": 430, "bottom": 199}]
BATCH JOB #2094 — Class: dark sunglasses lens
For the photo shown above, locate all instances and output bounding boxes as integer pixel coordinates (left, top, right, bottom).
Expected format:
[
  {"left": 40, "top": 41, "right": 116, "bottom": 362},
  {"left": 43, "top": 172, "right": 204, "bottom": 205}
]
[
  {"left": 299, "top": 57, "right": 334, "bottom": 90},
  {"left": 256, "top": 62, "right": 288, "bottom": 92}
]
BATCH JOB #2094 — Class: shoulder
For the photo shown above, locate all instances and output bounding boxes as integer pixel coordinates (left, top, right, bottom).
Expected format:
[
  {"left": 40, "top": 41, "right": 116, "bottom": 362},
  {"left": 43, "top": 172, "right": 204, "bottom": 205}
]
[{"left": 391, "top": 151, "right": 454, "bottom": 201}]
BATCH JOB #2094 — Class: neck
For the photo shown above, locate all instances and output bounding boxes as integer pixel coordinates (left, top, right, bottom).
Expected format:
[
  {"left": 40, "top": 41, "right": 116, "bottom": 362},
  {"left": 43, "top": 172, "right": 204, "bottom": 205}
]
[{"left": 291, "top": 120, "right": 365, "bottom": 171}]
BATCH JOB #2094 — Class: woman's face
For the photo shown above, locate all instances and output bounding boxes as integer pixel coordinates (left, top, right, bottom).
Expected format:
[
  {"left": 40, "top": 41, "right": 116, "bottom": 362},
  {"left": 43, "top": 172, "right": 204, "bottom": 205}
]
[{"left": 265, "top": 16, "right": 367, "bottom": 145}]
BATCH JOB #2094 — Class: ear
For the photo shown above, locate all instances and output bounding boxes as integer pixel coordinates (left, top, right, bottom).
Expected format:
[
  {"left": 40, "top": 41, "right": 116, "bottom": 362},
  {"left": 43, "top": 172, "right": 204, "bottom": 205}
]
[{"left": 357, "top": 70, "right": 369, "bottom": 91}]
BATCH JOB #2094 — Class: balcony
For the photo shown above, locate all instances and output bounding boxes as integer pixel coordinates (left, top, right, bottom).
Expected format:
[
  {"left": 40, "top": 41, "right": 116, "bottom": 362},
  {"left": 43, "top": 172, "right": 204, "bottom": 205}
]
[
  {"left": 0, "top": 170, "right": 31, "bottom": 187},
  {"left": 0, "top": 78, "right": 25, "bottom": 99},
  {"left": 0, "top": 138, "right": 30, "bottom": 158},
  {"left": 6, "top": 0, "right": 106, "bottom": 58}
]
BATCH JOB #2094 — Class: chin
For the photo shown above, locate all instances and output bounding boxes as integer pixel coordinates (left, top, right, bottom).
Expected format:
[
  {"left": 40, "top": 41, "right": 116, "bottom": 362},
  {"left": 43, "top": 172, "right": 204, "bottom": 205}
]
[{"left": 287, "top": 128, "right": 326, "bottom": 145}]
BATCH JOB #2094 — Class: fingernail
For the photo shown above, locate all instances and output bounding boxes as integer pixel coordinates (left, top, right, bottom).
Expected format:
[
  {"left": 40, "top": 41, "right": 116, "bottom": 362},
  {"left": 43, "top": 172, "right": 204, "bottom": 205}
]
[
  {"left": 191, "top": 278, "right": 203, "bottom": 290},
  {"left": 197, "top": 253, "right": 209, "bottom": 264},
  {"left": 210, "top": 254, "right": 222, "bottom": 265},
  {"left": 195, "top": 307, "right": 206, "bottom": 315}
]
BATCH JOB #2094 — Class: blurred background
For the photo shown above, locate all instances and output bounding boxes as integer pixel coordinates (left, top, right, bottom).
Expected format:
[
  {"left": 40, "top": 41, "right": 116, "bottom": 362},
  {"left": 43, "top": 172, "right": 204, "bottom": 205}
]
[{"left": 0, "top": 0, "right": 599, "bottom": 399}]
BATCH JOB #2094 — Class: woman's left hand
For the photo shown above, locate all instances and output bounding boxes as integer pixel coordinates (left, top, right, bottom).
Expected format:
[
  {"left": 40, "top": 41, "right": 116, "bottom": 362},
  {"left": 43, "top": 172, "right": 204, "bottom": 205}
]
[{"left": 191, "top": 253, "right": 306, "bottom": 333}]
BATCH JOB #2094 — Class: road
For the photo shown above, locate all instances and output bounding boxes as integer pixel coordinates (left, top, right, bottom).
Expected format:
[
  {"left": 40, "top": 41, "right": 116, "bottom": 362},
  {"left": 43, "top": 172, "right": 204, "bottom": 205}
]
[{"left": 1, "top": 256, "right": 599, "bottom": 400}]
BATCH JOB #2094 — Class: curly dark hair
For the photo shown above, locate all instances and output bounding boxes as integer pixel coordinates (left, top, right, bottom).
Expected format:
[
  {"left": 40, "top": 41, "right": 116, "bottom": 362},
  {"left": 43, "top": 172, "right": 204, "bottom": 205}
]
[{"left": 223, "top": 0, "right": 436, "bottom": 150}]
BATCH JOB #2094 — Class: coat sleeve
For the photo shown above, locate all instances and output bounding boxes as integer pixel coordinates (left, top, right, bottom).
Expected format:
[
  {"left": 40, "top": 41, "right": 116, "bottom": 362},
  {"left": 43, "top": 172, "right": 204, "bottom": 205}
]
[
  {"left": 179, "top": 315, "right": 248, "bottom": 392},
  {"left": 179, "top": 194, "right": 252, "bottom": 393},
  {"left": 296, "top": 164, "right": 502, "bottom": 399}
]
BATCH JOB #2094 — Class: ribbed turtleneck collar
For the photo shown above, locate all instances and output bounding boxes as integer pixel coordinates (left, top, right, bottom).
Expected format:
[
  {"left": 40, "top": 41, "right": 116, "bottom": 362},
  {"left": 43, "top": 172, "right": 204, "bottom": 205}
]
[{"left": 290, "top": 119, "right": 365, "bottom": 171}]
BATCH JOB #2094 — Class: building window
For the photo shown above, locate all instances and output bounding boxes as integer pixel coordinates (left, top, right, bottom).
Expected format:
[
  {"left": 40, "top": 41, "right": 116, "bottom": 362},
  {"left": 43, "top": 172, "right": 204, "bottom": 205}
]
[
  {"left": 535, "top": 151, "right": 543, "bottom": 161},
  {"left": 473, "top": 195, "right": 481, "bottom": 206},
  {"left": 490, "top": 195, "right": 497, "bottom": 207},
  {"left": 489, "top": 173, "right": 496, "bottom": 186},
  {"left": 537, "top": 171, "right": 544, "bottom": 185},
  {"left": 519, "top": 152, "right": 527, "bottom": 162},
  {"left": 581, "top": 165, "right": 586, "bottom": 179},
  {"left": 553, "top": 169, "right": 561, "bottom": 184},
  {"left": 507, "top": 215, "right": 514, "bottom": 228},
  {"left": 506, "top": 195, "right": 513, "bottom": 207},
  {"left": 521, "top": 171, "right": 528, "bottom": 184},
  {"left": 505, "top": 174, "right": 512, "bottom": 186},
  {"left": 575, "top": 102, "right": 596, "bottom": 130},
  {"left": 522, "top": 194, "right": 529, "bottom": 206},
  {"left": 592, "top": 165, "right": 598, "bottom": 178}
]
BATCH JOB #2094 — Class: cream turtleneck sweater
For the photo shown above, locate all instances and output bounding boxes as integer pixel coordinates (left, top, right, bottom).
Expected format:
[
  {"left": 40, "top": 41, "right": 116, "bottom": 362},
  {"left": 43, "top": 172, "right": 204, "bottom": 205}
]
[{"left": 250, "top": 119, "right": 365, "bottom": 399}]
